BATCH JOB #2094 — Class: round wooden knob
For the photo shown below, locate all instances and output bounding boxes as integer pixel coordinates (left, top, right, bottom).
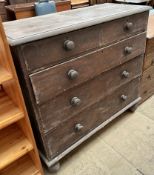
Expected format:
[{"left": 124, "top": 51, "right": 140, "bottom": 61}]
[
  {"left": 124, "top": 46, "right": 132, "bottom": 55},
  {"left": 125, "top": 22, "right": 133, "bottom": 31},
  {"left": 75, "top": 124, "right": 84, "bottom": 132},
  {"left": 122, "top": 70, "right": 129, "bottom": 78},
  {"left": 71, "top": 97, "right": 81, "bottom": 106},
  {"left": 68, "top": 69, "right": 79, "bottom": 80},
  {"left": 121, "top": 95, "right": 128, "bottom": 101},
  {"left": 64, "top": 40, "right": 75, "bottom": 50}
]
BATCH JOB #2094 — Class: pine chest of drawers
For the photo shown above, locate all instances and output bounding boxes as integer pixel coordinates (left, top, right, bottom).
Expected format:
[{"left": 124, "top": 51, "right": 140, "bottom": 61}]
[{"left": 4, "top": 3, "right": 150, "bottom": 171}]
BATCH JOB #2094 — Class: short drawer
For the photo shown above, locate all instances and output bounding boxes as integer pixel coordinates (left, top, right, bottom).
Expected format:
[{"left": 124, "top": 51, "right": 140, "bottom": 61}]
[
  {"left": 44, "top": 78, "right": 140, "bottom": 159},
  {"left": 38, "top": 56, "right": 143, "bottom": 133},
  {"left": 30, "top": 33, "right": 146, "bottom": 105},
  {"left": 19, "top": 12, "right": 148, "bottom": 72}
]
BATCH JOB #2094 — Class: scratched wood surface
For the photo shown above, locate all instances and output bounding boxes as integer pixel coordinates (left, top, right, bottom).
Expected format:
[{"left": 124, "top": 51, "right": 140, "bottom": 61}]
[{"left": 44, "top": 96, "right": 154, "bottom": 175}]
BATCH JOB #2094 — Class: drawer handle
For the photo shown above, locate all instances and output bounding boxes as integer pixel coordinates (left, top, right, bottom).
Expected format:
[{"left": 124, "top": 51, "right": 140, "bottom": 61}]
[
  {"left": 124, "top": 22, "right": 133, "bottom": 31},
  {"left": 121, "top": 95, "right": 128, "bottom": 101},
  {"left": 64, "top": 40, "right": 75, "bottom": 51},
  {"left": 75, "top": 123, "right": 84, "bottom": 132},
  {"left": 68, "top": 69, "right": 79, "bottom": 80},
  {"left": 71, "top": 97, "right": 81, "bottom": 106},
  {"left": 124, "top": 46, "right": 132, "bottom": 55},
  {"left": 122, "top": 70, "right": 129, "bottom": 78}
]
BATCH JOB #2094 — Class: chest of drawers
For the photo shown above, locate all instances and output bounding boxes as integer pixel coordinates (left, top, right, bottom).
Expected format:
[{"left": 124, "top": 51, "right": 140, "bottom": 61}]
[{"left": 3, "top": 3, "right": 150, "bottom": 171}]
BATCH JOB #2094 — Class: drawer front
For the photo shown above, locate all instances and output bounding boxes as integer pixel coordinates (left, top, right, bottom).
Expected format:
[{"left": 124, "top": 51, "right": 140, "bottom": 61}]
[
  {"left": 30, "top": 33, "right": 146, "bottom": 105},
  {"left": 44, "top": 78, "right": 140, "bottom": 159},
  {"left": 39, "top": 56, "right": 143, "bottom": 133},
  {"left": 20, "top": 12, "right": 148, "bottom": 72}
]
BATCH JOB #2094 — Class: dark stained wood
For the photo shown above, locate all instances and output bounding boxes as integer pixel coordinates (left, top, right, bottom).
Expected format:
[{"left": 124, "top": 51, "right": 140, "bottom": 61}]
[
  {"left": 30, "top": 33, "right": 146, "bottom": 105},
  {"left": 43, "top": 78, "right": 140, "bottom": 160},
  {"left": 0, "top": 0, "right": 8, "bottom": 21},
  {"left": 144, "top": 40, "right": 154, "bottom": 70},
  {"left": 38, "top": 56, "right": 143, "bottom": 133},
  {"left": 140, "top": 65, "right": 154, "bottom": 103},
  {"left": 16, "top": 12, "right": 148, "bottom": 73},
  {"left": 9, "top": 8, "right": 148, "bottom": 166},
  {"left": 9, "top": 0, "right": 35, "bottom": 5}
]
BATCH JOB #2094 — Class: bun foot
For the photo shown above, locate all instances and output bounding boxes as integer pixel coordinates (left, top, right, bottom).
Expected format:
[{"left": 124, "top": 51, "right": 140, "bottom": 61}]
[
  {"left": 129, "top": 104, "right": 138, "bottom": 112},
  {"left": 47, "top": 162, "right": 60, "bottom": 173}
]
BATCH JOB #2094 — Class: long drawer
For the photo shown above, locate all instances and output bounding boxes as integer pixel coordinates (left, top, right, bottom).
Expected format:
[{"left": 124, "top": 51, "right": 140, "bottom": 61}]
[
  {"left": 38, "top": 56, "right": 143, "bottom": 133},
  {"left": 30, "top": 33, "right": 146, "bottom": 105},
  {"left": 43, "top": 78, "right": 140, "bottom": 159},
  {"left": 18, "top": 12, "right": 148, "bottom": 73}
]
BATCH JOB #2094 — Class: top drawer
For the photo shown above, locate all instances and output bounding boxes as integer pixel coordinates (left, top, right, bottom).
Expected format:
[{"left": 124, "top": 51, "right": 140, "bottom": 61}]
[{"left": 17, "top": 12, "right": 148, "bottom": 73}]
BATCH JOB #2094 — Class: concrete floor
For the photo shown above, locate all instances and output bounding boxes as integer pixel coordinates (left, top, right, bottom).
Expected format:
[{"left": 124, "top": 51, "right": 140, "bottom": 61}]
[{"left": 44, "top": 95, "right": 154, "bottom": 175}]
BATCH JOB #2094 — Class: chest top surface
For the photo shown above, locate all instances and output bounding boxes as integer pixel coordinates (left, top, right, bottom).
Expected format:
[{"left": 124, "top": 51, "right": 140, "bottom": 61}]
[{"left": 3, "top": 3, "right": 151, "bottom": 46}]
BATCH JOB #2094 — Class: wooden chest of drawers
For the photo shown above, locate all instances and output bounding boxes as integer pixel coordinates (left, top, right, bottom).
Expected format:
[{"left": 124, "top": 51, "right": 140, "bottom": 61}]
[{"left": 3, "top": 3, "right": 150, "bottom": 171}]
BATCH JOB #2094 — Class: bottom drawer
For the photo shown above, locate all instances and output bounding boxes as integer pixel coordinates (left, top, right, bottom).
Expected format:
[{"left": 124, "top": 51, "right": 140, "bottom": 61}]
[{"left": 44, "top": 78, "right": 140, "bottom": 159}]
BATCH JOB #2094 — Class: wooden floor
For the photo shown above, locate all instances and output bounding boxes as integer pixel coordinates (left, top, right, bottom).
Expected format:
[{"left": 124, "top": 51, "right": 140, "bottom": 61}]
[{"left": 45, "top": 95, "right": 154, "bottom": 175}]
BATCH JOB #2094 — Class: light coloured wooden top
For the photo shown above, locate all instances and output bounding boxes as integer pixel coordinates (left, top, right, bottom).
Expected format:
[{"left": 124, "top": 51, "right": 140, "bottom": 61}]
[
  {"left": 3, "top": 3, "right": 151, "bottom": 46},
  {"left": 147, "top": 14, "right": 154, "bottom": 39}
]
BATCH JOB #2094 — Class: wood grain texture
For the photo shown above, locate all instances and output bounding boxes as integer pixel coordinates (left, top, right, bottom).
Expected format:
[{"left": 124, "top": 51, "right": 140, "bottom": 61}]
[
  {"left": 39, "top": 56, "right": 143, "bottom": 133},
  {"left": 0, "top": 90, "right": 24, "bottom": 130},
  {"left": 0, "top": 18, "right": 44, "bottom": 174},
  {"left": 17, "top": 13, "right": 148, "bottom": 73},
  {"left": 140, "top": 65, "right": 154, "bottom": 103},
  {"left": 1, "top": 155, "right": 39, "bottom": 175},
  {"left": 0, "top": 66, "right": 13, "bottom": 84},
  {"left": 3, "top": 6, "right": 150, "bottom": 46},
  {"left": 0, "top": 124, "right": 33, "bottom": 170},
  {"left": 7, "top": 6, "right": 148, "bottom": 166},
  {"left": 45, "top": 97, "right": 154, "bottom": 175},
  {"left": 143, "top": 37, "right": 154, "bottom": 70},
  {"left": 30, "top": 33, "right": 146, "bottom": 105},
  {"left": 43, "top": 78, "right": 140, "bottom": 159}
]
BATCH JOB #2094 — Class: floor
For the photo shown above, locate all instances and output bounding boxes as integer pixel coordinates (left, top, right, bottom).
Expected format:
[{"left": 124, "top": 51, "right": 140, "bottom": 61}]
[{"left": 44, "top": 95, "right": 154, "bottom": 175}]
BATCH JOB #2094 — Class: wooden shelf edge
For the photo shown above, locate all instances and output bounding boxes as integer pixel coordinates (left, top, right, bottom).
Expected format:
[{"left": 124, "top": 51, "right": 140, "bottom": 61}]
[
  {"left": 0, "top": 124, "right": 33, "bottom": 170},
  {"left": 0, "top": 154, "right": 40, "bottom": 175},
  {"left": 0, "top": 90, "right": 24, "bottom": 130},
  {"left": 0, "top": 66, "right": 13, "bottom": 85}
]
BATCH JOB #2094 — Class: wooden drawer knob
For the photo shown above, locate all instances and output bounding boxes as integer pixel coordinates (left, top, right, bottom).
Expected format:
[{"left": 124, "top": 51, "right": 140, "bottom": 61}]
[
  {"left": 121, "top": 95, "right": 128, "bottom": 101},
  {"left": 68, "top": 69, "right": 79, "bottom": 80},
  {"left": 124, "top": 46, "right": 132, "bottom": 55},
  {"left": 64, "top": 40, "right": 75, "bottom": 50},
  {"left": 71, "top": 97, "right": 81, "bottom": 106},
  {"left": 122, "top": 70, "right": 129, "bottom": 78},
  {"left": 124, "top": 22, "right": 133, "bottom": 31},
  {"left": 75, "top": 123, "right": 84, "bottom": 132}
]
